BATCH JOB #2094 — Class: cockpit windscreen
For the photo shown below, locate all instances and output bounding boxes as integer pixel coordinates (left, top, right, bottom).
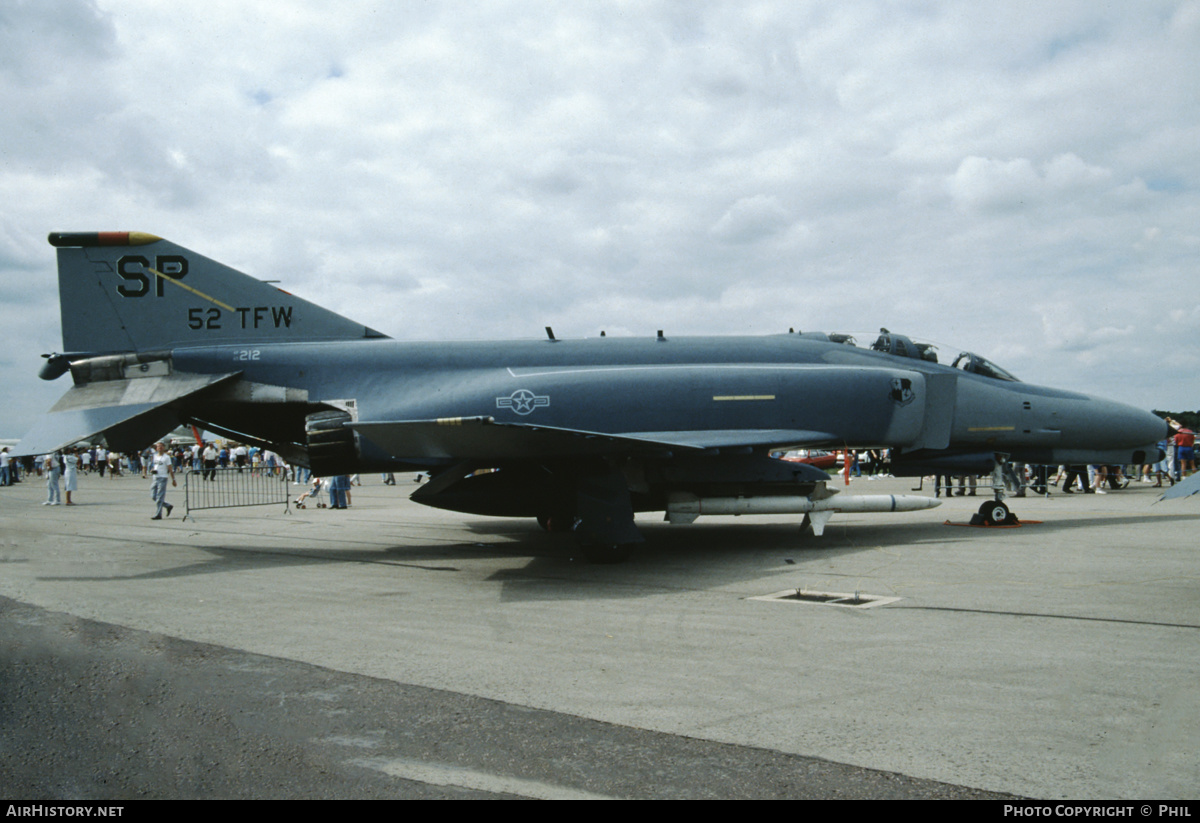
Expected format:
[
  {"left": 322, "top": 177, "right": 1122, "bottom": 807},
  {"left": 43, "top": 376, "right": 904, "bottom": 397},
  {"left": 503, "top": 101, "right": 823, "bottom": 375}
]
[
  {"left": 809, "top": 329, "right": 1021, "bottom": 382},
  {"left": 951, "top": 352, "right": 1019, "bottom": 382}
]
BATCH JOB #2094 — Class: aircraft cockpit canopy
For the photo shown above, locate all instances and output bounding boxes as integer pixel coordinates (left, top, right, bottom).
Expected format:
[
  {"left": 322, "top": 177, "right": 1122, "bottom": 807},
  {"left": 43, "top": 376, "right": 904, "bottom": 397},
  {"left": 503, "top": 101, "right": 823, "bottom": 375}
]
[
  {"left": 951, "top": 352, "right": 1020, "bottom": 382},
  {"left": 869, "top": 329, "right": 940, "bottom": 363},
  {"left": 808, "top": 328, "right": 1021, "bottom": 382}
]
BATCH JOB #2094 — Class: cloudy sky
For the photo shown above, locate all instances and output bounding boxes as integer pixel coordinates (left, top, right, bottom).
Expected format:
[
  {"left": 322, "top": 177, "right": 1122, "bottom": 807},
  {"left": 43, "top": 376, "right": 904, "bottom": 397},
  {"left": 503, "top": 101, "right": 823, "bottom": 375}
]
[{"left": 2, "top": 0, "right": 1198, "bottom": 437}]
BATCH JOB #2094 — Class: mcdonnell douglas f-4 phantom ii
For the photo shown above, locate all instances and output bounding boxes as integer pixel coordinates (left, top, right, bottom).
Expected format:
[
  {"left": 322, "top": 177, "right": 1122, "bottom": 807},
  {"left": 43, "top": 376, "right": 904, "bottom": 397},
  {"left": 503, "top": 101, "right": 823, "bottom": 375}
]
[{"left": 19, "top": 232, "right": 1167, "bottom": 560}]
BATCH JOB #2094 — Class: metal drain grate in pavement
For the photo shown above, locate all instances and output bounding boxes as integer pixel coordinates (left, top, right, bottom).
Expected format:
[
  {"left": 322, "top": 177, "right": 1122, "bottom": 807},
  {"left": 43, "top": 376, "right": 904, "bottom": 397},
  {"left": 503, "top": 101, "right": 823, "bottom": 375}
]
[{"left": 748, "top": 589, "right": 902, "bottom": 609}]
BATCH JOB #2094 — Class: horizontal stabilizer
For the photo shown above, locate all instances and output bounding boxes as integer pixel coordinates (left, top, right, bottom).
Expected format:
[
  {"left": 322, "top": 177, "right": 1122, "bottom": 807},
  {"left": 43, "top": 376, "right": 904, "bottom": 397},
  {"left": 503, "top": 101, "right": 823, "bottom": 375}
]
[{"left": 15, "top": 371, "right": 238, "bottom": 455}]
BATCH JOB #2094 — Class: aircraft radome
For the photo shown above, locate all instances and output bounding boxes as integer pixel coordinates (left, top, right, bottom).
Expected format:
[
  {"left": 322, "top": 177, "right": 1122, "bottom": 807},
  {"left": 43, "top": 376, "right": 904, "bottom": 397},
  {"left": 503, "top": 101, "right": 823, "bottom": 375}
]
[{"left": 17, "top": 232, "right": 1167, "bottom": 561}]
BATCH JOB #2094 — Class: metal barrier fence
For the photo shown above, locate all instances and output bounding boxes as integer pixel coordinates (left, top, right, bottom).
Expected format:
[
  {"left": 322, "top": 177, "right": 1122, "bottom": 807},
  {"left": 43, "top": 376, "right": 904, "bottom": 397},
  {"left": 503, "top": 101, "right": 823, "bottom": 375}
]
[{"left": 183, "top": 468, "right": 289, "bottom": 519}]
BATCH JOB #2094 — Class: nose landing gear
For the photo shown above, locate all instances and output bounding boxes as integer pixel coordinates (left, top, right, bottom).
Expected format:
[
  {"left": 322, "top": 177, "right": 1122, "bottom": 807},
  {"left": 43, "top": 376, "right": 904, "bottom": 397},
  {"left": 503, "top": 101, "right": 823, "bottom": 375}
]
[
  {"left": 970, "top": 453, "right": 1020, "bottom": 526},
  {"left": 975, "top": 498, "right": 1018, "bottom": 526}
]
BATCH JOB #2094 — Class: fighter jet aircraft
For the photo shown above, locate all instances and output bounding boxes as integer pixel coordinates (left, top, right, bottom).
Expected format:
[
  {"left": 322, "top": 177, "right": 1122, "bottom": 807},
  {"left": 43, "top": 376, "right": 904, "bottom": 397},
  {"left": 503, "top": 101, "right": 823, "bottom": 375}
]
[{"left": 18, "top": 232, "right": 1166, "bottom": 560}]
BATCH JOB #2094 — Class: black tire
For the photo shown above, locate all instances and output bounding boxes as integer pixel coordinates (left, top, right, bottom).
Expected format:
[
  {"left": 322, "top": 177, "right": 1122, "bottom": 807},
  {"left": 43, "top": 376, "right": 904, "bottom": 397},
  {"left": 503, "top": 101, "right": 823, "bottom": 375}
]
[{"left": 979, "top": 499, "right": 1010, "bottom": 525}]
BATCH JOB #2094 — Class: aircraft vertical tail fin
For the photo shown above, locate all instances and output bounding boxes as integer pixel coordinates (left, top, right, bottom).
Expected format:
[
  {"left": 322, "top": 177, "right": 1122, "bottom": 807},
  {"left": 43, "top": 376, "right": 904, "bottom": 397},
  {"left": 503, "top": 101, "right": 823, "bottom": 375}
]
[{"left": 49, "top": 232, "right": 388, "bottom": 354}]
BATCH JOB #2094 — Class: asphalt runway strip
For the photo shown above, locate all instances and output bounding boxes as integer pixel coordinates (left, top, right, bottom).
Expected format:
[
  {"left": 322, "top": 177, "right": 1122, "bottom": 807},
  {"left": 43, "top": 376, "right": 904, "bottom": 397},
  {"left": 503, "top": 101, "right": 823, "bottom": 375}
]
[{"left": 0, "top": 595, "right": 1016, "bottom": 800}]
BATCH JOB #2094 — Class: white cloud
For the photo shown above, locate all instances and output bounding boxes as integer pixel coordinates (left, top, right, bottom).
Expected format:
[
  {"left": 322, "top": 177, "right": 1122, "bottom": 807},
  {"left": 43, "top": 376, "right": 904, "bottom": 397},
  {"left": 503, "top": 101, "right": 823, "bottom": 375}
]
[
  {"left": 948, "top": 156, "right": 1042, "bottom": 212},
  {"left": 947, "top": 153, "right": 1113, "bottom": 212},
  {"left": 709, "top": 195, "right": 792, "bottom": 243},
  {"left": 2, "top": 0, "right": 1200, "bottom": 437}
]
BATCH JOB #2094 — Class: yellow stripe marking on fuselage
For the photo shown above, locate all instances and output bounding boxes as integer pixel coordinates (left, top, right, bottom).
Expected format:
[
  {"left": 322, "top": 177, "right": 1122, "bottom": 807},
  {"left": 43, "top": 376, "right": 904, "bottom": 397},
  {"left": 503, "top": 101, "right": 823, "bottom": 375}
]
[{"left": 713, "top": 395, "right": 776, "bottom": 401}]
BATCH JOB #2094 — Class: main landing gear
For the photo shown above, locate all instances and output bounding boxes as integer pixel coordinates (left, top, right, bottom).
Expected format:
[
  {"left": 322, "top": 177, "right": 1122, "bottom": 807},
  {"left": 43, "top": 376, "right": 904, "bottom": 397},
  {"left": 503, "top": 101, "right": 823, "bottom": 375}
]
[
  {"left": 536, "top": 515, "right": 635, "bottom": 563},
  {"left": 535, "top": 470, "right": 644, "bottom": 563}
]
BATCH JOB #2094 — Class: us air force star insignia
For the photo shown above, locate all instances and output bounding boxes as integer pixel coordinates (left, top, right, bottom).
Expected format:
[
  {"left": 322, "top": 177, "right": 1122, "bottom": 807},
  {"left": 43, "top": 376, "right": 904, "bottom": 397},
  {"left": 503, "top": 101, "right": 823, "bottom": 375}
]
[{"left": 497, "top": 389, "right": 550, "bottom": 415}]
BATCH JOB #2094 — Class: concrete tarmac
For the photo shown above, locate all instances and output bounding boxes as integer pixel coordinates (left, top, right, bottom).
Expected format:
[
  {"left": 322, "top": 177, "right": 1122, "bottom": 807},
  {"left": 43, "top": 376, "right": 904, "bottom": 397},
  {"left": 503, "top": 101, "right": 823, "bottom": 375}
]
[{"left": 1, "top": 469, "right": 1197, "bottom": 799}]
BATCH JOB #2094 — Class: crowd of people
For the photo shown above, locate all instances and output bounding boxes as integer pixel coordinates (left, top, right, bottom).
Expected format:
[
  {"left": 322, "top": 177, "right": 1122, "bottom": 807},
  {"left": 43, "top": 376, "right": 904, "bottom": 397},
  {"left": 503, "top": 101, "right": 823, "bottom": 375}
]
[
  {"left": 798, "top": 417, "right": 1197, "bottom": 497},
  {"left": 2, "top": 442, "right": 290, "bottom": 484},
  {"left": 5, "top": 416, "right": 1195, "bottom": 514},
  {"left": 3, "top": 438, "right": 376, "bottom": 517},
  {"left": 3, "top": 440, "right": 296, "bottom": 512}
]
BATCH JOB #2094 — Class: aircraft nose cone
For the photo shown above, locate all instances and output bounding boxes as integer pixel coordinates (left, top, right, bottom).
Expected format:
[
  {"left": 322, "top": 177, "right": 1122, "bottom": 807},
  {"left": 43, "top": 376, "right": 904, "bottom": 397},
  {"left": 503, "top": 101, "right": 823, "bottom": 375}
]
[
  {"left": 1136, "top": 408, "right": 1170, "bottom": 446},
  {"left": 1098, "top": 400, "right": 1168, "bottom": 450}
]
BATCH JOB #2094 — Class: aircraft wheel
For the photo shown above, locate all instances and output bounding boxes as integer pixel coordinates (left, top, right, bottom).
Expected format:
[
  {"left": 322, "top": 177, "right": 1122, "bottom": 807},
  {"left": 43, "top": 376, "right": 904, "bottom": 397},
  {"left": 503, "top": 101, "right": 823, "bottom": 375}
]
[{"left": 978, "top": 499, "right": 1010, "bottom": 525}]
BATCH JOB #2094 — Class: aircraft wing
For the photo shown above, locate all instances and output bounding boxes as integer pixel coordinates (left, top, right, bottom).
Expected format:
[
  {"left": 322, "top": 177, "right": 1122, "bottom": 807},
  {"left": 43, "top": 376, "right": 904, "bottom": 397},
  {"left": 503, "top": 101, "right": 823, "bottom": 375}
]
[
  {"left": 15, "top": 371, "right": 240, "bottom": 456},
  {"left": 351, "top": 418, "right": 838, "bottom": 461}
]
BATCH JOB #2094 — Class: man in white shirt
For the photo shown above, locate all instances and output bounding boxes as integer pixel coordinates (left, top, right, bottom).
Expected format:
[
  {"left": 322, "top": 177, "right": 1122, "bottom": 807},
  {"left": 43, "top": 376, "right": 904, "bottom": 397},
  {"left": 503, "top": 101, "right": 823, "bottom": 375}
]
[
  {"left": 150, "top": 442, "right": 176, "bottom": 520},
  {"left": 201, "top": 442, "right": 218, "bottom": 481}
]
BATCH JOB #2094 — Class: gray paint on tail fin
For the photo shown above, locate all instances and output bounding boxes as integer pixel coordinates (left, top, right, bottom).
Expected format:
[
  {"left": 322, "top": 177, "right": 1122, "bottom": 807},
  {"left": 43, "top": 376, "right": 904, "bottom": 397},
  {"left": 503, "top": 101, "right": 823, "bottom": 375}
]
[{"left": 54, "top": 234, "right": 388, "bottom": 353}]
